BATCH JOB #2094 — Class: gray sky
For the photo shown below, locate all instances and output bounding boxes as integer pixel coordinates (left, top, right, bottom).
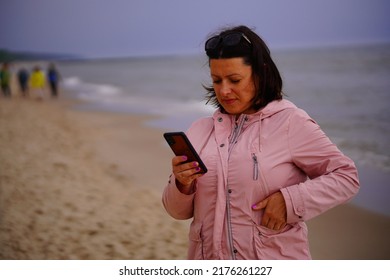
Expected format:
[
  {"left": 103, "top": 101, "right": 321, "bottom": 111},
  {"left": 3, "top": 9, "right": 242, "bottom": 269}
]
[{"left": 1, "top": 0, "right": 389, "bottom": 58}]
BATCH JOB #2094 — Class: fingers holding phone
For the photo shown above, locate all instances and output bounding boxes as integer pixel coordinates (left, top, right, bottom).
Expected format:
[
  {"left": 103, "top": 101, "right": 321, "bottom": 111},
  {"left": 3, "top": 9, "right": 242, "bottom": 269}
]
[
  {"left": 172, "top": 155, "right": 203, "bottom": 194},
  {"left": 163, "top": 132, "right": 208, "bottom": 174},
  {"left": 164, "top": 132, "right": 207, "bottom": 194}
]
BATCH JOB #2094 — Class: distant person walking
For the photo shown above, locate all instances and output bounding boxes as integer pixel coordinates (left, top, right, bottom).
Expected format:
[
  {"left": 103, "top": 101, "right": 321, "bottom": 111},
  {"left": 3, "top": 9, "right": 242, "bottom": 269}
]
[
  {"left": 47, "top": 63, "right": 61, "bottom": 98},
  {"left": 30, "top": 66, "right": 46, "bottom": 100},
  {"left": 0, "top": 63, "right": 12, "bottom": 98},
  {"left": 17, "top": 68, "right": 29, "bottom": 97}
]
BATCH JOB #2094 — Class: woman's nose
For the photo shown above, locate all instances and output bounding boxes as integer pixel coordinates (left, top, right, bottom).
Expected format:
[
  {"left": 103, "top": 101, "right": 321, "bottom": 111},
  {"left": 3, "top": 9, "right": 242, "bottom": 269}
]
[{"left": 219, "top": 81, "right": 231, "bottom": 96}]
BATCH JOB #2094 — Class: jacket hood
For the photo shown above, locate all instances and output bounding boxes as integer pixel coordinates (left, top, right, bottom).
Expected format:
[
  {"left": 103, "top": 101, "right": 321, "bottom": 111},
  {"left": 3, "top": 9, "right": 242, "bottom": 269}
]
[{"left": 258, "top": 99, "right": 297, "bottom": 119}]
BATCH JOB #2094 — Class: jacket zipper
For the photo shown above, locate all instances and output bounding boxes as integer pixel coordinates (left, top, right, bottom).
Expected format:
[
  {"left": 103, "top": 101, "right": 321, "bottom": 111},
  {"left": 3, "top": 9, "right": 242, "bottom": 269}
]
[
  {"left": 254, "top": 154, "right": 270, "bottom": 202},
  {"left": 225, "top": 186, "right": 235, "bottom": 259},
  {"left": 252, "top": 153, "right": 259, "bottom": 180},
  {"left": 226, "top": 115, "right": 247, "bottom": 259}
]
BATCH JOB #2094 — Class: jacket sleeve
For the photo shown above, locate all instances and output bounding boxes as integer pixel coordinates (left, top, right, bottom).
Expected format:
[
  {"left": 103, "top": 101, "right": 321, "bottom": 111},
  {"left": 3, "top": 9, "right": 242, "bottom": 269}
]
[
  {"left": 162, "top": 173, "right": 196, "bottom": 220},
  {"left": 161, "top": 117, "right": 213, "bottom": 220},
  {"left": 280, "top": 109, "right": 360, "bottom": 223}
]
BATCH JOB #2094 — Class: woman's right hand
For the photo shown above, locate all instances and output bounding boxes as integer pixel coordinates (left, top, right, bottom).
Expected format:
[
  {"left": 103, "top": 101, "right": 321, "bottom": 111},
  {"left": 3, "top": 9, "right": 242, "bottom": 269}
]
[{"left": 172, "top": 155, "right": 203, "bottom": 194}]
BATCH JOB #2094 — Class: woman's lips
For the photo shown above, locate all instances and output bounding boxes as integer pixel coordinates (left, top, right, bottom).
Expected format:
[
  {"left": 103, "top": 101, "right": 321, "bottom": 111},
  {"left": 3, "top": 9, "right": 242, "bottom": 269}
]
[{"left": 222, "top": 99, "right": 236, "bottom": 105}]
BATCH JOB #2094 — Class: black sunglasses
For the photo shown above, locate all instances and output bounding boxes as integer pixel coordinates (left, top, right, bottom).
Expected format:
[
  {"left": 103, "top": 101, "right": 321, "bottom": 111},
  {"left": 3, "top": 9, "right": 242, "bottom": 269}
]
[{"left": 205, "top": 32, "right": 251, "bottom": 51}]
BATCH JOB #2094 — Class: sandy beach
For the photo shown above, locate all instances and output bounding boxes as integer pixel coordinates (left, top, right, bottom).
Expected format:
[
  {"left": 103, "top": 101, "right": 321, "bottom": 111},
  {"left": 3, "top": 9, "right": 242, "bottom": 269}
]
[{"left": 0, "top": 87, "right": 389, "bottom": 260}]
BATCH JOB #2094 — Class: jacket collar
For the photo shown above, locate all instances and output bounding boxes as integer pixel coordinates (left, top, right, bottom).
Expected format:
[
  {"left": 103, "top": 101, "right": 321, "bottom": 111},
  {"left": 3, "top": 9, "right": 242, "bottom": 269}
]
[
  {"left": 212, "top": 99, "right": 297, "bottom": 151},
  {"left": 212, "top": 99, "right": 297, "bottom": 123}
]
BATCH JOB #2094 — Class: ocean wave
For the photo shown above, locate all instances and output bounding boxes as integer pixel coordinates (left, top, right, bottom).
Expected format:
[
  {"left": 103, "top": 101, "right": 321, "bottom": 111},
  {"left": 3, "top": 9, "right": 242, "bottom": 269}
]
[
  {"left": 64, "top": 76, "right": 215, "bottom": 128},
  {"left": 62, "top": 77, "right": 123, "bottom": 101},
  {"left": 332, "top": 136, "right": 390, "bottom": 172}
]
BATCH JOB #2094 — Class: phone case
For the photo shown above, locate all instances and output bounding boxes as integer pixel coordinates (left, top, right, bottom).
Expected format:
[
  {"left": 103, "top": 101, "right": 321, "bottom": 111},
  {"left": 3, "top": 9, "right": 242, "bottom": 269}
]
[{"left": 163, "top": 132, "right": 208, "bottom": 174}]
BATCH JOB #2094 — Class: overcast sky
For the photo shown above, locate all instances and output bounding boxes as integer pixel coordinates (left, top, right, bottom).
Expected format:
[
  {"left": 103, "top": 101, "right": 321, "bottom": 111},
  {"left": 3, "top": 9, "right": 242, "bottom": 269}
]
[{"left": 1, "top": 0, "right": 389, "bottom": 58}]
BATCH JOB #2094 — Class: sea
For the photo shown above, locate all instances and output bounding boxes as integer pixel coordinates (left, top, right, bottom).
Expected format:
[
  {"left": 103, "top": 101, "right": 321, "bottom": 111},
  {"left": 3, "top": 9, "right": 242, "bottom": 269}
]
[{"left": 55, "top": 43, "right": 390, "bottom": 216}]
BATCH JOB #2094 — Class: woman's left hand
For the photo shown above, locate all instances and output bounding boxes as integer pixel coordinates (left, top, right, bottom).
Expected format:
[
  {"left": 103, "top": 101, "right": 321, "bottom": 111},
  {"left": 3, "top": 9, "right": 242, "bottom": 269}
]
[{"left": 252, "top": 191, "right": 287, "bottom": 231}]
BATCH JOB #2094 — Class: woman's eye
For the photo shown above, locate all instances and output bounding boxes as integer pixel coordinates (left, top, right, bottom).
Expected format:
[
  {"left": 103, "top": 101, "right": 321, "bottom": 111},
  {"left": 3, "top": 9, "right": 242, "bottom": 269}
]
[
  {"left": 212, "top": 80, "right": 221, "bottom": 84},
  {"left": 231, "top": 79, "right": 240, "bottom": 84}
]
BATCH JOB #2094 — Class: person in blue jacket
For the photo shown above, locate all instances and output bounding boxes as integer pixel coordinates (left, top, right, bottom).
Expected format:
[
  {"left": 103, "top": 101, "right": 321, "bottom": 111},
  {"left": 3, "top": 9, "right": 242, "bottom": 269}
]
[
  {"left": 18, "top": 68, "right": 29, "bottom": 97},
  {"left": 47, "top": 63, "right": 61, "bottom": 98}
]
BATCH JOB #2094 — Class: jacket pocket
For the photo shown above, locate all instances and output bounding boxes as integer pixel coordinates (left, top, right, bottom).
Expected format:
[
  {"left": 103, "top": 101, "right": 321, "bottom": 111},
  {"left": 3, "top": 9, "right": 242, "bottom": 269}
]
[
  {"left": 252, "top": 221, "right": 310, "bottom": 259},
  {"left": 250, "top": 149, "right": 270, "bottom": 197},
  {"left": 252, "top": 153, "right": 259, "bottom": 181},
  {"left": 188, "top": 222, "right": 204, "bottom": 260}
]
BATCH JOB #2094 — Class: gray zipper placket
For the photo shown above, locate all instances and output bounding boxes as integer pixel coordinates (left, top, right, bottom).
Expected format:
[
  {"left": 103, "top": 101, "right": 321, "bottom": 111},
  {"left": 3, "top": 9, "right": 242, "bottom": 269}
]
[
  {"left": 252, "top": 153, "right": 259, "bottom": 180},
  {"left": 253, "top": 148, "right": 269, "bottom": 197},
  {"left": 226, "top": 115, "right": 247, "bottom": 260}
]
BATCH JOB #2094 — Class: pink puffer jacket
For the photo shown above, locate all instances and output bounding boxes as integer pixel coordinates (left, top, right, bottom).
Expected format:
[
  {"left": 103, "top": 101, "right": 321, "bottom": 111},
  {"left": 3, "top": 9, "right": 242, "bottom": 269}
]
[{"left": 162, "top": 99, "right": 359, "bottom": 259}]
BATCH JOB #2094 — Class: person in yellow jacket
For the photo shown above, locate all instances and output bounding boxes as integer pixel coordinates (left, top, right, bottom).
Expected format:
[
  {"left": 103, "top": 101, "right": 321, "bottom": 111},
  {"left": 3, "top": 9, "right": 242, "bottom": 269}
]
[{"left": 30, "top": 66, "right": 46, "bottom": 99}]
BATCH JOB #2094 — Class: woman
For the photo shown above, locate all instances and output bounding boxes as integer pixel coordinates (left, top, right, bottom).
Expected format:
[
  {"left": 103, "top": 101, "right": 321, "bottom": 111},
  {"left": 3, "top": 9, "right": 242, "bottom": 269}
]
[{"left": 162, "top": 25, "right": 359, "bottom": 260}]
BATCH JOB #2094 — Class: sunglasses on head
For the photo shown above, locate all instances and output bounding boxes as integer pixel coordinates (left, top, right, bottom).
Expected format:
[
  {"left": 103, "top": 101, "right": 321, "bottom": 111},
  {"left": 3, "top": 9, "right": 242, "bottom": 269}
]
[{"left": 205, "top": 32, "right": 251, "bottom": 51}]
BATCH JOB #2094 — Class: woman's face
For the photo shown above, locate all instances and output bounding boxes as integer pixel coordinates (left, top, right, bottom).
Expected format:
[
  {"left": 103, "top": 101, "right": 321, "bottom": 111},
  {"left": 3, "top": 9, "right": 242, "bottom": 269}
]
[{"left": 210, "top": 57, "right": 257, "bottom": 116}]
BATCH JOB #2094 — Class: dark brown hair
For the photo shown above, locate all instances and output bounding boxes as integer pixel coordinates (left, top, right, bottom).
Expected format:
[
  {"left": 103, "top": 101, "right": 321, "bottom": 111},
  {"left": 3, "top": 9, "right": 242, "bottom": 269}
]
[{"left": 204, "top": 25, "right": 283, "bottom": 111}]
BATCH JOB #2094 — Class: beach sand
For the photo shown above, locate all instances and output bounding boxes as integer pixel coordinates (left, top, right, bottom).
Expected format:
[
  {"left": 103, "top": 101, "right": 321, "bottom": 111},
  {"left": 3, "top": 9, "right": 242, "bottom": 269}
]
[{"left": 0, "top": 91, "right": 389, "bottom": 260}]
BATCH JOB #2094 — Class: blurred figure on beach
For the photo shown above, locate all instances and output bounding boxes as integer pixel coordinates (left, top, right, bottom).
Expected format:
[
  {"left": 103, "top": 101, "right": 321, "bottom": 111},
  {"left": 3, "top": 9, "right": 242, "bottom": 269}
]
[
  {"left": 29, "top": 66, "right": 46, "bottom": 100},
  {"left": 0, "top": 63, "right": 12, "bottom": 98},
  {"left": 17, "top": 68, "right": 29, "bottom": 97},
  {"left": 47, "top": 63, "right": 61, "bottom": 98}
]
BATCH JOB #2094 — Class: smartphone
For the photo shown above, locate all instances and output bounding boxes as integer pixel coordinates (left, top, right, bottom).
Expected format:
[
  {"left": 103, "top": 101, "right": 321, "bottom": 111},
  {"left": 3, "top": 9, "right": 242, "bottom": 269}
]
[{"left": 163, "top": 132, "right": 208, "bottom": 174}]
